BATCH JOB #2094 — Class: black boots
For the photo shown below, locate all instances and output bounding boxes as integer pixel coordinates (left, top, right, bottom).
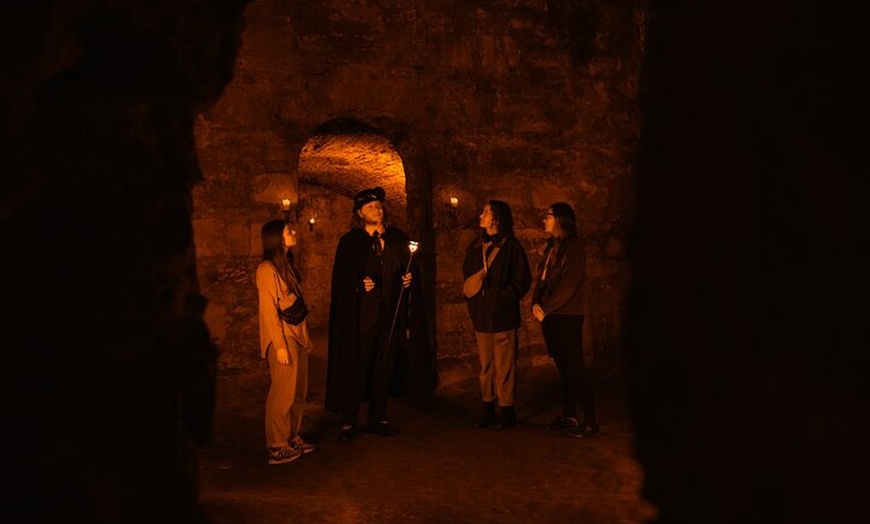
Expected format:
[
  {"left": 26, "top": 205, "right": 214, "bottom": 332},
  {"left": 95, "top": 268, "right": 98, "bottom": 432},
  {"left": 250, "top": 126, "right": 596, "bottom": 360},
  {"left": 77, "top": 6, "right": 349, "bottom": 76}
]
[
  {"left": 473, "top": 403, "right": 517, "bottom": 430},
  {"left": 472, "top": 401, "right": 496, "bottom": 428},
  {"left": 490, "top": 405, "right": 516, "bottom": 430}
]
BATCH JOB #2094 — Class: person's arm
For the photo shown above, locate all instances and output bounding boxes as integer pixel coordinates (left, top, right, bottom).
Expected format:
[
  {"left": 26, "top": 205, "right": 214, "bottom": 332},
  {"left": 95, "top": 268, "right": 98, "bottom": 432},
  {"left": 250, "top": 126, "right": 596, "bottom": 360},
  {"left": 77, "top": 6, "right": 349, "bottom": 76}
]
[
  {"left": 256, "top": 264, "right": 290, "bottom": 364},
  {"left": 531, "top": 258, "right": 545, "bottom": 321},
  {"left": 501, "top": 240, "right": 533, "bottom": 303},
  {"left": 539, "top": 241, "right": 586, "bottom": 315}
]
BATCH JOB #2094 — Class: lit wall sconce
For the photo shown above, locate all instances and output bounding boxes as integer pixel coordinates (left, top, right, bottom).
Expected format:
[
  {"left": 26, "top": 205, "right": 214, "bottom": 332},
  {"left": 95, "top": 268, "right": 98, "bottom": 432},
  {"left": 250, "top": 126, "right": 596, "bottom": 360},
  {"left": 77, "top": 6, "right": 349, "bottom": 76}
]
[
  {"left": 448, "top": 196, "right": 459, "bottom": 220},
  {"left": 281, "top": 198, "right": 292, "bottom": 223},
  {"left": 308, "top": 217, "right": 316, "bottom": 232}
]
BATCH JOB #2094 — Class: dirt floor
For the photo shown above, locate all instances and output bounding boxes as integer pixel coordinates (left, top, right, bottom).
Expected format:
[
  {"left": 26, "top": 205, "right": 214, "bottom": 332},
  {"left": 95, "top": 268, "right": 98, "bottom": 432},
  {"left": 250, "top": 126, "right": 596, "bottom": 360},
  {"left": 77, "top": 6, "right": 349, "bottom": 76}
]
[{"left": 196, "top": 330, "right": 660, "bottom": 524}]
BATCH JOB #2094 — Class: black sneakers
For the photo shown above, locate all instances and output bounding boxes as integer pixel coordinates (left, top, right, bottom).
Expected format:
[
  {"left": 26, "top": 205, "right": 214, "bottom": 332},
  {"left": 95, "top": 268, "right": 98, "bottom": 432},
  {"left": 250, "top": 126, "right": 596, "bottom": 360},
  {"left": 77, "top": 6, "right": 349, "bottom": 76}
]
[
  {"left": 267, "top": 445, "right": 302, "bottom": 465},
  {"left": 545, "top": 416, "right": 580, "bottom": 431},
  {"left": 365, "top": 420, "right": 400, "bottom": 436},
  {"left": 290, "top": 435, "right": 316, "bottom": 454},
  {"left": 472, "top": 402, "right": 496, "bottom": 428}
]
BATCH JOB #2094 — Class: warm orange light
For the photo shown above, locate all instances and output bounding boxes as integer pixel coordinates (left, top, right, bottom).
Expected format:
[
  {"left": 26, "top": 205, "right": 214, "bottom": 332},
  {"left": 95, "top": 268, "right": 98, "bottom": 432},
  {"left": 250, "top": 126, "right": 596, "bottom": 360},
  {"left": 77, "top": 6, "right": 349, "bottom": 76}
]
[
  {"left": 449, "top": 197, "right": 459, "bottom": 208},
  {"left": 281, "top": 198, "right": 291, "bottom": 211}
]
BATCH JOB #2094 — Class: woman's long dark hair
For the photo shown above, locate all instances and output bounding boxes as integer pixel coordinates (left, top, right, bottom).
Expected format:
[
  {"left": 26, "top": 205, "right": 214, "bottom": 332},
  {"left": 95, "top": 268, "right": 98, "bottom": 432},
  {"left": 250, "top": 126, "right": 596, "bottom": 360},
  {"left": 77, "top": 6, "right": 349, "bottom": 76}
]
[
  {"left": 261, "top": 219, "right": 301, "bottom": 292},
  {"left": 540, "top": 202, "right": 577, "bottom": 275},
  {"left": 488, "top": 199, "right": 515, "bottom": 238},
  {"left": 550, "top": 202, "right": 577, "bottom": 242}
]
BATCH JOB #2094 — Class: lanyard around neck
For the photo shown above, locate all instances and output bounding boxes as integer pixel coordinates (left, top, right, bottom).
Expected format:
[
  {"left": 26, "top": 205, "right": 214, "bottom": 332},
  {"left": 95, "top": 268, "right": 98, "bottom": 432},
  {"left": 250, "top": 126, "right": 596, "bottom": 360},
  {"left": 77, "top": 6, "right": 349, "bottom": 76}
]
[{"left": 540, "top": 248, "right": 553, "bottom": 281}]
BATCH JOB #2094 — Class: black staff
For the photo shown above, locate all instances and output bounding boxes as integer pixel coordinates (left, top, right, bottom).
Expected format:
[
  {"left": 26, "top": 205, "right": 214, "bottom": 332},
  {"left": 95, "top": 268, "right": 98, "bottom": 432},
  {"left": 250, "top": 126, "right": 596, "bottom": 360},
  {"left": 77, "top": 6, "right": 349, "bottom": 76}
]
[{"left": 385, "top": 240, "right": 419, "bottom": 361}]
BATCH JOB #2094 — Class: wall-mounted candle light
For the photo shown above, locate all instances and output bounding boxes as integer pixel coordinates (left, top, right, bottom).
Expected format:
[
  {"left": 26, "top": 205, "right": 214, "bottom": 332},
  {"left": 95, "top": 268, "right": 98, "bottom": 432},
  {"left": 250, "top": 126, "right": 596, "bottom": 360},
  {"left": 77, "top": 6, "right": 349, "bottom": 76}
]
[
  {"left": 448, "top": 196, "right": 459, "bottom": 220},
  {"left": 281, "top": 198, "right": 292, "bottom": 223},
  {"left": 308, "top": 217, "right": 316, "bottom": 232}
]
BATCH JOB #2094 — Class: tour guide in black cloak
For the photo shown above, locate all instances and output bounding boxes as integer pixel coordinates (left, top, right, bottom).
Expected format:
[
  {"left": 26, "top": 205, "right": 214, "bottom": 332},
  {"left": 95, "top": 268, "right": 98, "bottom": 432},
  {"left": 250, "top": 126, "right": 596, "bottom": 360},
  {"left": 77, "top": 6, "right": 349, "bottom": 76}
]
[{"left": 325, "top": 186, "right": 434, "bottom": 441}]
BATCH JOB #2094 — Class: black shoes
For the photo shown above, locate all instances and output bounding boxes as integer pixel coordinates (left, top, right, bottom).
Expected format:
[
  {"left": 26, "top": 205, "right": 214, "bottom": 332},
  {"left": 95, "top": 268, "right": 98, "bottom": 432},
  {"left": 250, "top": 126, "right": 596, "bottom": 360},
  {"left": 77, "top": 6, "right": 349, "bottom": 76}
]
[
  {"left": 489, "top": 406, "right": 516, "bottom": 431},
  {"left": 472, "top": 402, "right": 496, "bottom": 428},
  {"left": 338, "top": 424, "right": 356, "bottom": 443},
  {"left": 567, "top": 424, "right": 600, "bottom": 439},
  {"left": 339, "top": 420, "right": 399, "bottom": 441},
  {"left": 545, "top": 416, "right": 580, "bottom": 431},
  {"left": 365, "top": 420, "right": 400, "bottom": 436}
]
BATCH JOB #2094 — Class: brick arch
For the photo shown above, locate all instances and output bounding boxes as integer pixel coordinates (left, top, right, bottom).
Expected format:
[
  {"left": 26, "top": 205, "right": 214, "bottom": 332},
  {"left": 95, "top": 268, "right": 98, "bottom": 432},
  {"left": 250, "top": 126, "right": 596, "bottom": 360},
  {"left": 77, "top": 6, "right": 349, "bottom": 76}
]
[
  {"left": 297, "top": 120, "right": 407, "bottom": 228},
  {"left": 293, "top": 118, "right": 436, "bottom": 364}
]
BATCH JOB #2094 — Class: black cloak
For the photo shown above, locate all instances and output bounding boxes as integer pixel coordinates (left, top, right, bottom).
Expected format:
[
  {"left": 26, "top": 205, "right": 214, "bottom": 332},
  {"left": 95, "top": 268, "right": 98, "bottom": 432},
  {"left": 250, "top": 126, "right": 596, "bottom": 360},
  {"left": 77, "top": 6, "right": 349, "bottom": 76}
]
[{"left": 325, "top": 226, "right": 435, "bottom": 412}]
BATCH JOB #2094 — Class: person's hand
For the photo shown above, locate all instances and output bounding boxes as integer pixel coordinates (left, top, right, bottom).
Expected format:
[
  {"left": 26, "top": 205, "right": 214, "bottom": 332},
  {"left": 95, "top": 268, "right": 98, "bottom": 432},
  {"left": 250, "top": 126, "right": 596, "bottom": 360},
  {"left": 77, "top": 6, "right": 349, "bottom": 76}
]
[
  {"left": 300, "top": 323, "right": 313, "bottom": 355},
  {"left": 276, "top": 347, "right": 291, "bottom": 365},
  {"left": 532, "top": 304, "right": 545, "bottom": 322},
  {"left": 363, "top": 276, "right": 375, "bottom": 292},
  {"left": 402, "top": 272, "right": 412, "bottom": 289}
]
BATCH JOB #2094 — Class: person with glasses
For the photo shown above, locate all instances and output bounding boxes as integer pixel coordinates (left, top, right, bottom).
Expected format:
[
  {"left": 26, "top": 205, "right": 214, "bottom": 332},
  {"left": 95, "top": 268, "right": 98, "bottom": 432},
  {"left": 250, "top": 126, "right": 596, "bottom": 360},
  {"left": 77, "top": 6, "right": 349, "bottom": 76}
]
[{"left": 532, "top": 202, "right": 599, "bottom": 439}]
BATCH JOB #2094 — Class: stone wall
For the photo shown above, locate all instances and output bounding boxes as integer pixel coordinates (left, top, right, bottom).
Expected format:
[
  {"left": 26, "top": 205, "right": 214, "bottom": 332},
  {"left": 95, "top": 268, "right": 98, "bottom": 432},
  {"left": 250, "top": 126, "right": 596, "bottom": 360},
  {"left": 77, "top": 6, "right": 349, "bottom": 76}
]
[
  {"left": 6, "top": 1, "right": 864, "bottom": 522},
  {"left": 193, "top": 0, "right": 645, "bottom": 386}
]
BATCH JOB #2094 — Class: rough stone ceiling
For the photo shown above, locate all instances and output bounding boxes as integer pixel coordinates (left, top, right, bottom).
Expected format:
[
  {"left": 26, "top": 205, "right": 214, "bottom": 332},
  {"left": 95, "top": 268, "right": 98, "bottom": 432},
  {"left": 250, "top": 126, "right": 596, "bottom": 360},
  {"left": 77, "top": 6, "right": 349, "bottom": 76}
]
[{"left": 298, "top": 133, "right": 406, "bottom": 216}]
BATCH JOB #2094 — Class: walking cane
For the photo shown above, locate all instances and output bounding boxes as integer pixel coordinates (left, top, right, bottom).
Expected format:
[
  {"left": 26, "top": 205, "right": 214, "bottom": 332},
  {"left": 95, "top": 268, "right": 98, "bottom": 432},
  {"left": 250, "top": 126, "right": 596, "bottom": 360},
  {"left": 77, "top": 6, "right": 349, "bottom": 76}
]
[{"left": 385, "top": 240, "right": 419, "bottom": 362}]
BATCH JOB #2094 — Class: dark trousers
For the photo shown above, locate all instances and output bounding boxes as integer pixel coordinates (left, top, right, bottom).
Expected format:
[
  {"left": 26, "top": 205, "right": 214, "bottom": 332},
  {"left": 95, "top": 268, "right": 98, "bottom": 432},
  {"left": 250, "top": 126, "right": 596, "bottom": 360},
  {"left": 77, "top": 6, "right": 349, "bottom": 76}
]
[
  {"left": 342, "top": 305, "right": 395, "bottom": 425},
  {"left": 541, "top": 314, "right": 596, "bottom": 425}
]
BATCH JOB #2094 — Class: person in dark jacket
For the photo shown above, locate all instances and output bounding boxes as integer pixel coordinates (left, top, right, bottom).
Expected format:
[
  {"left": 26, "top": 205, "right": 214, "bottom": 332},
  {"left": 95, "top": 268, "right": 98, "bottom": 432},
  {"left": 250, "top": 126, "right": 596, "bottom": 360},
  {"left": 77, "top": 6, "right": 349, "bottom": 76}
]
[
  {"left": 532, "top": 202, "right": 598, "bottom": 439},
  {"left": 462, "top": 199, "right": 532, "bottom": 430},
  {"left": 325, "top": 186, "right": 430, "bottom": 443}
]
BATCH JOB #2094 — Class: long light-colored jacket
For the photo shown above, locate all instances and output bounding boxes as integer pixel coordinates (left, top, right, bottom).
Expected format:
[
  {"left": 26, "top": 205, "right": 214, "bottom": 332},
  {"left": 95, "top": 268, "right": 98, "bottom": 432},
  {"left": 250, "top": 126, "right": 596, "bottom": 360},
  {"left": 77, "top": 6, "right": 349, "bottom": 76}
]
[{"left": 255, "top": 261, "right": 311, "bottom": 359}]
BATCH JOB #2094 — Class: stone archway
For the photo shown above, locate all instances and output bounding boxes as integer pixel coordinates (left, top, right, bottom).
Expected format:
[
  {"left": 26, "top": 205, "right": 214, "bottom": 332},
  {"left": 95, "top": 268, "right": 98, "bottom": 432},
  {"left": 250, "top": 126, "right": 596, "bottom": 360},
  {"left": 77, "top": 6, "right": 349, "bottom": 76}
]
[
  {"left": 292, "top": 119, "right": 411, "bottom": 332},
  {"left": 291, "top": 117, "right": 437, "bottom": 391},
  {"left": 298, "top": 130, "right": 407, "bottom": 228}
]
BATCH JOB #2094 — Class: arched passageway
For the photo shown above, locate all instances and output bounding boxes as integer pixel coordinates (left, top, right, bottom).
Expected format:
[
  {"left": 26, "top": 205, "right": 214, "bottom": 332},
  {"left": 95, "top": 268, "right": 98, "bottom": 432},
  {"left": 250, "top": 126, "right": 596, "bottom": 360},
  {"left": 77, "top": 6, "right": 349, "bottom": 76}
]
[{"left": 292, "top": 121, "right": 411, "bottom": 331}]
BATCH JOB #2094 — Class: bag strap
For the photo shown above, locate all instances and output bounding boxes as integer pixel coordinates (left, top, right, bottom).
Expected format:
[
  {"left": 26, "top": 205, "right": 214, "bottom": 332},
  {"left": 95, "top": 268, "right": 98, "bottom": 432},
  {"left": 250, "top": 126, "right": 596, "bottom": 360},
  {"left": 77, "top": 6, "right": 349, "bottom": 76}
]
[
  {"left": 481, "top": 243, "right": 501, "bottom": 274},
  {"left": 270, "top": 260, "right": 302, "bottom": 297},
  {"left": 287, "top": 266, "right": 302, "bottom": 296}
]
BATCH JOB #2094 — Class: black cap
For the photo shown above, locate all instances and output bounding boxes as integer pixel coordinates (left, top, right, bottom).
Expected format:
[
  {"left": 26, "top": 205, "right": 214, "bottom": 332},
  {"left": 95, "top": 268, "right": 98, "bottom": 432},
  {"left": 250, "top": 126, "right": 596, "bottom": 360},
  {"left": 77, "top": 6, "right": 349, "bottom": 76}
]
[{"left": 352, "top": 186, "right": 386, "bottom": 212}]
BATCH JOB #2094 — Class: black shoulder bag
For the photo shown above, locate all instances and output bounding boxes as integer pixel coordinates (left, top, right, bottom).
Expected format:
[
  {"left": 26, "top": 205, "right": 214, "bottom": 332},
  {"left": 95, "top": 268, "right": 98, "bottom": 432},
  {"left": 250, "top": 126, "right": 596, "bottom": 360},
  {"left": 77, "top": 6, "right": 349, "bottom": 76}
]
[{"left": 276, "top": 265, "right": 309, "bottom": 325}]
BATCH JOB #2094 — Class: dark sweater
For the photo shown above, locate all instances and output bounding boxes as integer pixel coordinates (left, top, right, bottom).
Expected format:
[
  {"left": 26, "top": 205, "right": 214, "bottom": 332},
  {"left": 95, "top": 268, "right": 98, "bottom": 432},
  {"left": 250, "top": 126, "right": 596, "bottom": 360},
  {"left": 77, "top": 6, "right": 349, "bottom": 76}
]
[{"left": 532, "top": 237, "right": 586, "bottom": 316}]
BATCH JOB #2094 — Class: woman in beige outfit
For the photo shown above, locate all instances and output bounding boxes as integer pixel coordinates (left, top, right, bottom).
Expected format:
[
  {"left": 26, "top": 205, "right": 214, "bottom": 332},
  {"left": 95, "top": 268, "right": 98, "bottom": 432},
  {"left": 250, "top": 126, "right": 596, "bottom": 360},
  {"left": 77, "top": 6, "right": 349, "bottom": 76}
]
[{"left": 256, "top": 219, "right": 315, "bottom": 465}]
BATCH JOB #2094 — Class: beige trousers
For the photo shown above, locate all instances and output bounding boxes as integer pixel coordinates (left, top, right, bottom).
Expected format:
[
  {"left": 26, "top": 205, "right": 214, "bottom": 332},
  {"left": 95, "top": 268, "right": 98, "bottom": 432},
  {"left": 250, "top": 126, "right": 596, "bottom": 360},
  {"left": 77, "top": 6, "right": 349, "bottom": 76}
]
[
  {"left": 265, "top": 339, "right": 308, "bottom": 448},
  {"left": 475, "top": 330, "right": 518, "bottom": 407}
]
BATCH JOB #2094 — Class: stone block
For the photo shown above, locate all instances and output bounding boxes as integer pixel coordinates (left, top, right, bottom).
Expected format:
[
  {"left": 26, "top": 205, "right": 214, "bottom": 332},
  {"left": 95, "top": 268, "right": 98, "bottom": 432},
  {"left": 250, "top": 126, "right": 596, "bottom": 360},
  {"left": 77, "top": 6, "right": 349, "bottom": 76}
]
[{"left": 193, "top": 218, "right": 226, "bottom": 257}]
